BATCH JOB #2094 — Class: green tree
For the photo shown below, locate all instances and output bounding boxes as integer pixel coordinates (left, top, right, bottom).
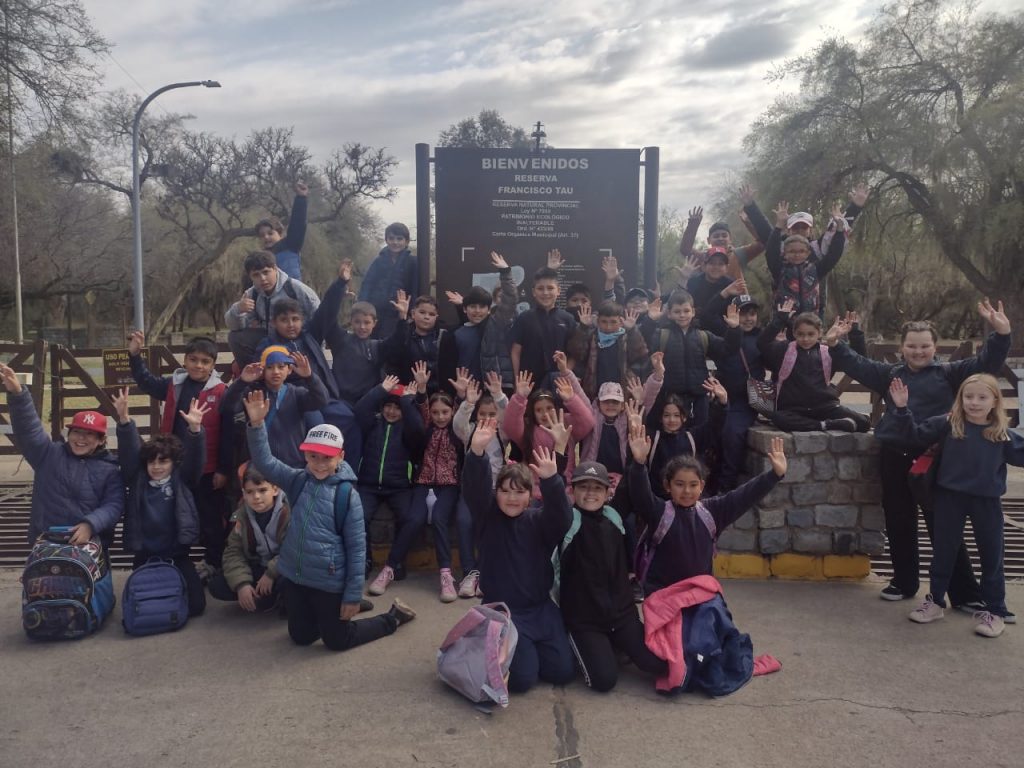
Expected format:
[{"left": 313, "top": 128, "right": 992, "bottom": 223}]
[
  {"left": 744, "top": 0, "right": 1024, "bottom": 328},
  {"left": 437, "top": 109, "right": 533, "bottom": 149}
]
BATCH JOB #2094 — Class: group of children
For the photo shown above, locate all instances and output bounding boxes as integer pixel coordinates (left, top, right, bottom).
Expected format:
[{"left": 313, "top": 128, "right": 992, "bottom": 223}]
[{"left": 5, "top": 184, "right": 1020, "bottom": 697}]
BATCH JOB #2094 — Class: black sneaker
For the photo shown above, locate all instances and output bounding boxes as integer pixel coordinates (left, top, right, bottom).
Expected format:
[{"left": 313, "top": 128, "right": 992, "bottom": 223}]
[
  {"left": 359, "top": 598, "right": 374, "bottom": 613},
  {"left": 387, "top": 598, "right": 417, "bottom": 627},
  {"left": 365, "top": 557, "right": 374, "bottom": 579},
  {"left": 952, "top": 600, "right": 987, "bottom": 614},
  {"left": 394, "top": 563, "right": 407, "bottom": 582},
  {"left": 1004, "top": 610, "right": 1017, "bottom": 625},
  {"left": 880, "top": 583, "right": 913, "bottom": 601}
]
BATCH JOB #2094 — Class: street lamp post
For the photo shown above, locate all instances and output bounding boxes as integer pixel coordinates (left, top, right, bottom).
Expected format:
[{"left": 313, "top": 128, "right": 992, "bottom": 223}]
[{"left": 131, "top": 80, "right": 220, "bottom": 333}]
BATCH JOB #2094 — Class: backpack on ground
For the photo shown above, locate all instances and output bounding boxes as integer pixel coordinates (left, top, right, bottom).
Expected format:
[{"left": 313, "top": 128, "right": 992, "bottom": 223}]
[
  {"left": 437, "top": 602, "right": 519, "bottom": 708},
  {"left": 122, "top": 558, "right": 188, "bottom": 636},
  {"left": 22, "top": 527, "right": 115, "bottom": 640},
  {"left": 634, "top": 500, "right": 717, "bottom": 586}
]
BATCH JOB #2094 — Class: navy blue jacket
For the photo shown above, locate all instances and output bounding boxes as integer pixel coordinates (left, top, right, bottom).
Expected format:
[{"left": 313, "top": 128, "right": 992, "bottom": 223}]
[
  {"left": 650, "top": 322, "right": 741, "bottom": 397},
  {"left": 829, "top": 331, "right": 1010, "bottom": 451},
  {"left": 629, "top": 462, "right": 780, "bottom": 593},
  {"left": 354, "top": 387, "right": 414, "bottom": 490},
  {"left": 461, "top": 451, "right": 572, "bottom": 611},
  {"left": 310, "top": 276, "right": 381, "bottom": 404},
  {"left": 359, "top": 248, "right": 418, "bottom": 337},
  {"left": 117, "top": 420, "right": 203, "bottom": 555}
]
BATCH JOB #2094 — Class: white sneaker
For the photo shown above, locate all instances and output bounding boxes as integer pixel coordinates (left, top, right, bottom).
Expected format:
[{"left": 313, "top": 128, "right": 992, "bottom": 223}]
[
  {"left": 368, "top": 565, "right": 394, "bottom": 596},
  {"left": 974, "top": 611, "right": 1005, "bottom": 638},
  {"left": 458, "top": 570, "right": 480, "bottom": 599},
  {"left": 908, "top": 595, "right": 944, "bottom": 624}
]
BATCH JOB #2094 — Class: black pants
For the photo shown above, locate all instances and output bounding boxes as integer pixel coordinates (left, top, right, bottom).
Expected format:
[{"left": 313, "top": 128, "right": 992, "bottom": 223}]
[
  {"left": 283, "top": 579, "right": 396, "bottom": 651},
  {"left": 767, "top": 404, "right": 869, "bottom": 433},
  {"left": 569, "top": 611, "right": 667, "bottom": 693},
  {"left": 195, "top": 472, "right": 230, "bottom": 568},
  {"left": 358, "top": 488, "right": 413, "bottom": 567},
  {"left": 930, "top": 489, "right": 1005, "bottom": 613},
  {"left": 132, "top": 553, "right": 206, "bottom": 617},
  {"left": 879, "top": 446, "right": 981, "bottom": 602},
  {"left": 508, "top": 600, "right": 576, "bottom": 693},
  {"left": 207, "top": 563, "right": 280, "bottom": 611}
]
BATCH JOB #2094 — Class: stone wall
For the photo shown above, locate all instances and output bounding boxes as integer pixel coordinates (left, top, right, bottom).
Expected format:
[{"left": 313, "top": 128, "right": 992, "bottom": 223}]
[{"left": 712, "top": 426, "right": 885, "bottom": 580}]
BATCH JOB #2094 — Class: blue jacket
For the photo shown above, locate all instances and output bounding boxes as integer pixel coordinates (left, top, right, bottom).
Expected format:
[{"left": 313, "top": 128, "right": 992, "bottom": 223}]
[
  {"left": 9, "top": 389, "right": 123, "bottom": 544},
  {"left": 679, "top": 595, "right": 754, "bottom": 696},
  {"left": 116, "top": 420, "right": 203, "bottom": 554},
  {"left": 247, "top": 423, "right": 365, "bottom": 602}
]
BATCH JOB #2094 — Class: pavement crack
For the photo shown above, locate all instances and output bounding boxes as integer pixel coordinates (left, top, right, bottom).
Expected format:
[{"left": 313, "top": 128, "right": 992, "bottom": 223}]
[{"left": 552, "top": 689, "right": 583, "bottom": 767}]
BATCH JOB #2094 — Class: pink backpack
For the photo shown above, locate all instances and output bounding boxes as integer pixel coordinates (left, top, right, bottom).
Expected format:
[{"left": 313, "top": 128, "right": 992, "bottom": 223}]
[
  {"left": 776, "top": 342, "right": 832, "bottom": 400},
  {"left": 437, "top": 602, "right": 519, "bottom": 707}
]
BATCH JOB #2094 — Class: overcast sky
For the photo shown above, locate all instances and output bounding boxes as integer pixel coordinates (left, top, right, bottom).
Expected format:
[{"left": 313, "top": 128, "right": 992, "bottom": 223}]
[{"left": 85, "top": 0, "right": 1022, "bottom": 245}]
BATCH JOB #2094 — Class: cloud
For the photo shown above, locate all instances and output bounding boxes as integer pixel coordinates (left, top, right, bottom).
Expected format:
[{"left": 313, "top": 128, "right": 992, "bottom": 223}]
[{"left": 681, "top": 22, "right": 795, "bottom": 69}]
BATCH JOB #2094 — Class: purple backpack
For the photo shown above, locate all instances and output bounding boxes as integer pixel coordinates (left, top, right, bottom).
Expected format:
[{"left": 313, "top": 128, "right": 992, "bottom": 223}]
[{"left": 437, "top": 602, "right": 519, "bottom": 708}]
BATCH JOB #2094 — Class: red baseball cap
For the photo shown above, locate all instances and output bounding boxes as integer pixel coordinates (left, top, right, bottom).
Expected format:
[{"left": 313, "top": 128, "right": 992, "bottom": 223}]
[{"left": 67, "top": 411, "right": 107, "bottom": 435}]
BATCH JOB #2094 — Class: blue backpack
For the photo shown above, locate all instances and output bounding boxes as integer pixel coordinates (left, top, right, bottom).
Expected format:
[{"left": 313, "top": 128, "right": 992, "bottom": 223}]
[
  {"left": 22, "top": 528, "right": 115, "bottom": 640},
  {"left": 122, "top": 558, "right": 189, "bottom": 636}
]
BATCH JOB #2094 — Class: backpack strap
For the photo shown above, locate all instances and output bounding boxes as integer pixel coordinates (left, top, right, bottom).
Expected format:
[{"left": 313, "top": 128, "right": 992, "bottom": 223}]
[
  {"left": 333, "top": 481, "right": 352, "bottom": 535},
  {"left": 699, "top": 330, "right": 709, "bottom": 357},
  {"left": 775, "top": 341, "right": 799, "bottom": 398},
  {"left": 283, "top": 278, "right": 298, "bottom": 300},
  {"left": 651, "top": 500, "right": 677, "bottom": 548},
  {"left": 656, "top": 328, "right": 669, "bottom": 354},
  {"left": 694, "top": 502, "right": 716, "bottom": 540},
  {"left": 686, "top": 432, "right": 696, "bottom": 456},
  {"left": 818, "top": 344, "right": 832, "bottom": 385}
]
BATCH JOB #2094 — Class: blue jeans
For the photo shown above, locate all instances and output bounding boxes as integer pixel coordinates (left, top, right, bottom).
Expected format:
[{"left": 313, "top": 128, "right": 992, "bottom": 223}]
[{"left": 508, "top": 600, "right": 576, "bottom": 693}]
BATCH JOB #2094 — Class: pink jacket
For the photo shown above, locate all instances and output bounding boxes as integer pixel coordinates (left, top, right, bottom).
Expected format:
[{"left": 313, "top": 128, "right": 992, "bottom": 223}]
[
  {"left": 642, "top": 574, "right": 723, "bottom": 692},
  {"left": 504, "top": 371, "right": 595, "bottom": 498}
]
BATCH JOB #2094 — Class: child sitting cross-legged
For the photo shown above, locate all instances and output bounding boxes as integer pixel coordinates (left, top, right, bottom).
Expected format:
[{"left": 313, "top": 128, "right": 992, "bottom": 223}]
[
  {"left": 207, "top": 466, "right": 290, "bottom": 613},
  {"left": 461, "top": 417, "right": 576, "bottom": 693},
  {"left": 112, "top": 388, "right": 207, "bottom": 618},
  {"left": 244, "top": 391, "right": 415, "bottom": 651},
  {"left": 757, "top": 300, "right": 869, "bottom": 433}
]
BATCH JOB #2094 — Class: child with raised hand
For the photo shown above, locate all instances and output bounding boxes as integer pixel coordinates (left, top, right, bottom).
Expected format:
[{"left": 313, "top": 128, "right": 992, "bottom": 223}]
[
  {"left": 556, "top": 460, "right": 669, "bottom": 692},
  {"left": 126, "top": 331, "right": 232, "bottom": 576},
  {"left": 825, "top": 300, "right": 1012, "bottom": 604},
  {"left": 358, "top": 221, "right": 418, "bottom": 339},
  {"left": 221, "top": 347, "right": 328, "bottom": 468},
  {"left": 207, "top": 466, "right": 290, "bottom": 613},
  {"left": 758, "top": 299, "right": 869, "bottom": 433},
  {"left": 504, "top": 352, "right": 596, "bottom": 496},
  {"left": 244, "top": 390, "right": 414, "bottom": 651},
  {"left": 452, "top": 372, "right": 509, "bottom": 598},
  {"left": 461, "top": 417, "right": 576, "bottom": 693},
  {"left": 645, "top": 376, "right": 728, "bottom": 500},
  {"left": 628, "top": 424, "right": 787, "bottom": 595},
  {"left": 649, "top": 291, "right": 741, "bottom": 428},
  {"left": 255, "top": 180, "right": 309, "bottom": 280},
  {"left": 354, "top": 374, "right": 416, "bottom": 579},
  {"left": 381, "top": 291, "right": 457, "bottom": 395},
  {"left": 113, "top": 387, "right": 208, "bottom": 617},
  {"left": 888, "top": 376, "right": 1020, "bottom": 638},
  {"left": 449, "top": 251, "right": 518, "bottom": 390},
  {"left": 1, "top": 363, "right": 122, "bottom": 548},
  {"left": 580, "top": 364, "right": 663, "bottom": 477},
  {"left": 368, "top": 362, "right": 464, "bottom": 602},
  {"left": 567, "top": 301, "right": 649, "bottom": 401}
]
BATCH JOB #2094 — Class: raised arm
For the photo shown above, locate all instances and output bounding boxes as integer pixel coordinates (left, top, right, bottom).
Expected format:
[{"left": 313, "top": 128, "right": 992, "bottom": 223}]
[
  {"left": 275, "top": 189, "right": 308, "bottom": 254},
  {"left": 243, "top": 391, "right": 303, "bottom": 488}
]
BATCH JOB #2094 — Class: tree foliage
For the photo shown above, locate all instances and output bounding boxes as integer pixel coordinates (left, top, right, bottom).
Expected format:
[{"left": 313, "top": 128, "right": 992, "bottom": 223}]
[
  {"left": 55, "top": 91, "right": 398, "bottom": 336},
  {"left": 438, "top": 109, "right": 533, "bottom": 149},
  {"left": 743, "top": 0, "right": 1024, "bottom": 329},
  {"left": 0, "top": 0, "right": 109, "bottom": 134}
]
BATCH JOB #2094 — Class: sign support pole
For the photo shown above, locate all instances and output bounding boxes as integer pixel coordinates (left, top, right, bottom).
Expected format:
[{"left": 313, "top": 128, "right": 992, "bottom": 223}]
[
  {"left": 642, "top": 146, "right": 660, "bottom": 290},
  {"left": 415, "top": 142, "right": 432, "bottom": 296}
]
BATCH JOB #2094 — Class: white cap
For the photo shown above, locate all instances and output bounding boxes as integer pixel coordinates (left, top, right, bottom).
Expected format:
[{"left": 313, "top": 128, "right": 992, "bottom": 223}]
[
  {"left": 299, "top": 424, "right": 344, "bottom": 457},
  {"left": 787, "top": 211, "right": 814, "bottom": 229}
]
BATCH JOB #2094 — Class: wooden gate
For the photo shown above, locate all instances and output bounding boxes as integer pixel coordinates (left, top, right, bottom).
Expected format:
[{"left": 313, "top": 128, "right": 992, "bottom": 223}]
[
  {"left": 48, "top": 343, "right": 234, "bottom": 441},
  {"left": 0, "top": 340, "right": 48, "bottom": 454}
]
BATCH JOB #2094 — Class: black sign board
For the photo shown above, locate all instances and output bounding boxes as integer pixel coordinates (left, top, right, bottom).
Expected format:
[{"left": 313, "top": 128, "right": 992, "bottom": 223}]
[{"left": 434, "top": 148, "right": 641, "bottom": 323}]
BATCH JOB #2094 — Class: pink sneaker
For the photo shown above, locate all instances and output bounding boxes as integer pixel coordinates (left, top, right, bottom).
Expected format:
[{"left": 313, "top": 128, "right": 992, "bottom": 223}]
[
  {"left": 439, "top": 568, "right": 458, "bottom": 603},
  {"left": 368, "top": 565, "right": 394, "bottom": 596}
]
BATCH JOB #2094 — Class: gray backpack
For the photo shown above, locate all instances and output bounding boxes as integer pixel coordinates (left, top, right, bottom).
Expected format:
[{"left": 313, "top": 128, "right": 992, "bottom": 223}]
[{"left": 437, "top": 602, "right": 519, "bottom": 708}]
